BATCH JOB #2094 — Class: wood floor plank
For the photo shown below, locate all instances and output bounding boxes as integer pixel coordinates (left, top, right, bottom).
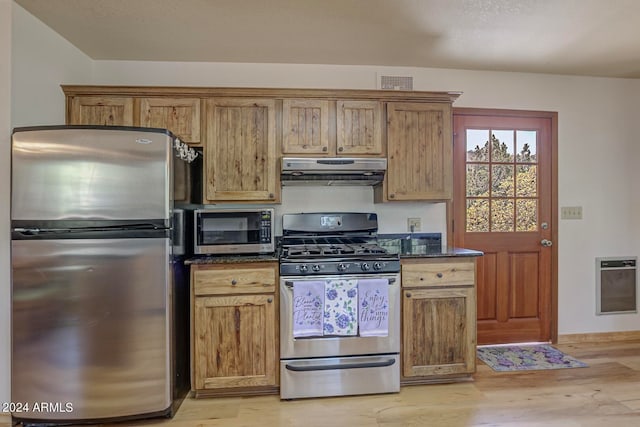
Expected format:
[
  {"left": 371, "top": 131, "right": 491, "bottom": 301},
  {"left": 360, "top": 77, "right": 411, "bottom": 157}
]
[{"left": 5, "top": 340, "right": 640, "bottom": 427}]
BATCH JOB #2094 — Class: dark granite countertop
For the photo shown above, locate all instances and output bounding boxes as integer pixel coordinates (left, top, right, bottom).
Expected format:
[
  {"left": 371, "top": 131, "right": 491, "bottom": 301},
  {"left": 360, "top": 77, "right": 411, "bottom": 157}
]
[
  {"left": 397, "top": 247, "right": 484, "bottom": 258},
  {"left": 185, "top": 254, "right": 279, "bottom": 265},
  {"left": 184, "top": 233, "right": 483, "bottom": 265},
  {"left": 377, "top": 233, "right": 483, "bottom": 258}
]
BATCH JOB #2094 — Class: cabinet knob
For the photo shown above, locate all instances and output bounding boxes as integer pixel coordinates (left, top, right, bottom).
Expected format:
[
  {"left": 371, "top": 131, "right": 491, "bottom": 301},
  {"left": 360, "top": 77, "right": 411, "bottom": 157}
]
[
  {"left": 436, "top": 273, "right": 443, "bottom": 278},
  {"left": 338, "top": 147, "right": 344, "bottom": 152},
  {"left": 267, "top": 297, "right": 273, "bottom": 303},
  {"left": 389, "top": 194, "right": 395, "bottom": 199},
  {"left": 322, "top": 147, "right": 328, "bottom": 152},
  {"left": 231, "top": 279, "right": 237, "bottom": 285},
  {"left": 269, "top": 193, "right": 275, "bottom": 199},
  {"left": 406, "top": 292, "right": 412, "bottom": 298}
]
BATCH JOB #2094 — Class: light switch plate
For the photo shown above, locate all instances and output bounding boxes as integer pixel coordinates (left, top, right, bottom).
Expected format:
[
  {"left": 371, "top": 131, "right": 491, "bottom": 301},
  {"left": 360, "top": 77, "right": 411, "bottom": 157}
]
[{"left": 561, "top": 206, "right": 583, "bottom": 220}]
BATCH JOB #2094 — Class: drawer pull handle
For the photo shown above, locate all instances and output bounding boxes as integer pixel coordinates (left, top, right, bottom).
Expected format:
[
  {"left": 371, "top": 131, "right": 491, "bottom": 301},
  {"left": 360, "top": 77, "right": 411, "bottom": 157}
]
[
  {"left": 406, "top": 292, "right": 412, "bottom": 298},
  {"left": 231, "top": 279, "right": 237, "bottom": 285},
  {"left": 436, "top": 273, "right": 443, "bottom": 278},
  {"left": 267, "top": 297, "right": 273, "bottom": 303}
]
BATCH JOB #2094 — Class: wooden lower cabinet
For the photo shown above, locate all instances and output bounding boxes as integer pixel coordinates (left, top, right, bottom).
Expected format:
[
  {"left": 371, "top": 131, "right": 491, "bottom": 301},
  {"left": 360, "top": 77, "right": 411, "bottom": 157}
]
[
  {"left": 401, "top": 258, "right": 477, "bottom": 384},
  {"left": 191, "top": 262, "right": 279, "bottom": 397}
]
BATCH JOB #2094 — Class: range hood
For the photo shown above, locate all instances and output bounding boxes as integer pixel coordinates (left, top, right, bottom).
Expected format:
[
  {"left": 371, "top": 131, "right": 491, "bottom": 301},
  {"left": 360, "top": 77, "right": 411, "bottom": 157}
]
[{"left": 281, "top": 157, "right": 386, "bottom": 186}]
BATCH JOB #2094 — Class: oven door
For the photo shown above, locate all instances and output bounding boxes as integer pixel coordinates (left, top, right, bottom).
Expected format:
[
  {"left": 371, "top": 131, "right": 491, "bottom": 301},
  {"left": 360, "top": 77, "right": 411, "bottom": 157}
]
[{"left": 280, "top": 273, "right": 400, "bottom": 359}]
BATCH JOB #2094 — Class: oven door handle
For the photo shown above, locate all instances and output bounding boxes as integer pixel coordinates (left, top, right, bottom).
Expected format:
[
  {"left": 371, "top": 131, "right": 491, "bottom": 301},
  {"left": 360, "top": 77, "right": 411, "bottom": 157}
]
[
  {"left": 284, "top": 278, "right": 396, "bottom": 287},
  {"left": 285, "top": 357, "right": 396, "bottom": 372}
]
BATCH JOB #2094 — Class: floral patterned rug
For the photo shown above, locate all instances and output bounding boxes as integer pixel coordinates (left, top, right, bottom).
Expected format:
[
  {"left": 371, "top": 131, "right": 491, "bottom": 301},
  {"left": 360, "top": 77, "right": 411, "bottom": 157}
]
[{"left": 477, "top": 344, "right": 588, "bottom": 372}]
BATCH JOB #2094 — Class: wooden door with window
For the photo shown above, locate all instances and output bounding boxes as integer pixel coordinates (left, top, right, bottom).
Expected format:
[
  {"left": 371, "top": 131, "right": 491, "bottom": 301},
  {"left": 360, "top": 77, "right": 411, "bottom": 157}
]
[{"left": 453, "top": 109, "right": 557, "bottom": 345}]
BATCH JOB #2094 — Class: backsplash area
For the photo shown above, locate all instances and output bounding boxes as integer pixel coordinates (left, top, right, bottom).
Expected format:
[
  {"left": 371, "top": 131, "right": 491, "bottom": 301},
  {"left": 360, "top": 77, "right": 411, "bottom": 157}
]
[{"left": 274, "top": 186, "right": 447, "bottom": 237}]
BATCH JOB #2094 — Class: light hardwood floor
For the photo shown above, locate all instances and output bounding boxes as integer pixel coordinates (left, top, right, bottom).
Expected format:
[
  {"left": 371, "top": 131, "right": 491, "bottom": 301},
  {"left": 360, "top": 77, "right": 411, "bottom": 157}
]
[{"left": 6, "top": 340, "right": 640, "bottom": 427}]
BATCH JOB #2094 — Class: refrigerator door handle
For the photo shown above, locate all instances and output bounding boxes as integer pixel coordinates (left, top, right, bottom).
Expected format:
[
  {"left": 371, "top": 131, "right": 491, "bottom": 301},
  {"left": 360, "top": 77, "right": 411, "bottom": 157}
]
[{"left": 13, "top": 228, "right": 41, "bottom": 235}]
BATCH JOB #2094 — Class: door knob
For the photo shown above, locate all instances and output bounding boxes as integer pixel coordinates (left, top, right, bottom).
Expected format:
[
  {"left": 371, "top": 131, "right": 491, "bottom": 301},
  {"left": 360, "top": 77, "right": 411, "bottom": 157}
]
[{"left": 541, "top": 239, "right": 553, "bottom": 247}]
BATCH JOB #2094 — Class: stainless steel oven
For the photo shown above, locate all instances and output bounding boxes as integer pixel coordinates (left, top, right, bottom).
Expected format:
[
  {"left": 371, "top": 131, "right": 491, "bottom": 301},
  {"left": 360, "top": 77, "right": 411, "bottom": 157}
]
[
  {"left": 279, "top": 273, "right": 400, "bottom": 399},
  {"left": 193, "top": 208, "right": 274, "bottom": 255},
  {"left": 278, "top": 213, "right": 401, "bottom": 399}
]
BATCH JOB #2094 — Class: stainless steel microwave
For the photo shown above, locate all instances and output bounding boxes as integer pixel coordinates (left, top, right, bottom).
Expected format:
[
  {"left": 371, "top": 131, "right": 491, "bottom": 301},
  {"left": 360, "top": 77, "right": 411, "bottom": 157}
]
[{"left": 194, "top": 208, "right": 275, "bottom": 255}]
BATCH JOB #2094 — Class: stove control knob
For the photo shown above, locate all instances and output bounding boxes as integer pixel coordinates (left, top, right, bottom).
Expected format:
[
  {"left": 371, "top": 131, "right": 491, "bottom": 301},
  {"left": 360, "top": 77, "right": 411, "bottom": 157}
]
[
  {"left": 361, "top": 262, "right": 371, "bottom": 271},
  {"left": 337, "top": 263, "right": 348, "bottom": 272},
  {"left": 312, "top": 264, "right": 321, "bottom": 272},
  {"left": 373, "top": 262, "right": 383, "bottom": 271},
  {"left": 299, "top": 264, "right": 308, "bottom": 273}
]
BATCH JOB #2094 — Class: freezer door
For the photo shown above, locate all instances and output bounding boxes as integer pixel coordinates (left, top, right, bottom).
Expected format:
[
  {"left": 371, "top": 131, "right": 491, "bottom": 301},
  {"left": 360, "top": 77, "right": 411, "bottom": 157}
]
[
  {"left": 11, "top": 127, "right": 172, "bottom": 221},
  {"left": 11, "top": 238, "right": 172, "bottom": 421}
]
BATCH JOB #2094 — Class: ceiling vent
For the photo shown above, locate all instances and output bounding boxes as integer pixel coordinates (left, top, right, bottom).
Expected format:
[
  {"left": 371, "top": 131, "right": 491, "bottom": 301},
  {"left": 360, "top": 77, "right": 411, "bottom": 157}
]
[{"left": 379, "top": 75, "right": 413, "bottom": 90}]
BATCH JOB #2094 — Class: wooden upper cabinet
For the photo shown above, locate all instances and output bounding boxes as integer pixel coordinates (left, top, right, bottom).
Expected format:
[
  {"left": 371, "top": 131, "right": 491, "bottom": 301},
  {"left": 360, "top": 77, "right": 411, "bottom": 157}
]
[
  {"left": 139, "top": 97, "right": 201, "bottom": 144},
  {"left": 282, "top": 99, "right": 330, "bottom": 154},
  {"left": 282, "top": 99, "right": 383, "bottom": 157},
  {"left": 385, "top": 102, "right": 453, "bottom": 201},
  {"left": 204, "top": 98, "right": 278, "bottom": 203},
  {"left": 68, "top": 96, "right": 134, "bottom": 126},
  {"left": 336, "top": 100, "right": 383, "bottom": 155}
]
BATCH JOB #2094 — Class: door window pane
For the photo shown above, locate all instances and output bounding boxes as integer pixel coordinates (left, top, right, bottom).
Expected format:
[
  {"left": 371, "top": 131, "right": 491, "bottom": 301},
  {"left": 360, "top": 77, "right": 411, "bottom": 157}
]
[
  {"left": 466, "top": 129, "right": 489, "bottom": 162},
  {"left": 491, "top": 199, "right": 514, "bottom": 232},
  {"left": 516, "top": 131, "right": 537, "bottom": 163},
  {"left": 516, "top": 165, "right": 537, "bottom": 197},
  {"left": 491, "top": 131, "right": 514, "bottom": 163},
  {"left": 491, "top": 165, "right": 514, "bottom": 197},
  {"left": 516, "top": 199, "right": 537, "bottom": 231},
  {"left": 467, "top": 199, "right": 489, "bottom": 232},
  {"left": 466, "top": 165, "right": 489, "bottom": 196}
]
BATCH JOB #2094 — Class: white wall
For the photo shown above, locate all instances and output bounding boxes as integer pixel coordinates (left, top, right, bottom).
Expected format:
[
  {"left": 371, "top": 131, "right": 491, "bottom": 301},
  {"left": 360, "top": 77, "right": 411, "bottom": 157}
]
[
  {"left": 93, "top": 60, "right": 640, "bottom": 335},
  {"left": 3, "top": 2, "right": 93, "bottom": 408},
  {"left": 11, "top": 4, "right": 92, "bottom": 126},
  {"left": 5, "top": 9, "right": 640, "bottom": 406},
  {"left": 1, "top": 0, "right": 12, "bottom": 410}
]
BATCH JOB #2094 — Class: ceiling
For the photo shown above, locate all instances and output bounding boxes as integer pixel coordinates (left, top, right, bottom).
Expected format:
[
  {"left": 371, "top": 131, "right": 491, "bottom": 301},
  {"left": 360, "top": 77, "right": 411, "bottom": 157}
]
[{"left": 14, "top": 0, "right": 640, "bottom": 79}]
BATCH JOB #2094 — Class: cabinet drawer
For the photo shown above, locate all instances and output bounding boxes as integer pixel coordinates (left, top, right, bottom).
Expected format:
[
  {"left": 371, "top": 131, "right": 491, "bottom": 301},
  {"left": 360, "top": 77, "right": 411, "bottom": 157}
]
[
  {"left": 193, "top": 267, "right": 276, "bottom": 295},
  {"left": 402, "top": 261, "right": 475, "bottom": 288}
]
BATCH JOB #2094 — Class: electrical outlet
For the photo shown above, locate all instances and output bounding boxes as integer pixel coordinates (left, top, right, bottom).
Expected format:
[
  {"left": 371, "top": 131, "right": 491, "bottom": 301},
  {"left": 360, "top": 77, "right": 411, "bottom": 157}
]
[
  {"left": 407, "top": 218, "right": 421, "bottom": 232},
  {"left": 561, "top": 206, "right": 583, "bottom": 220}
]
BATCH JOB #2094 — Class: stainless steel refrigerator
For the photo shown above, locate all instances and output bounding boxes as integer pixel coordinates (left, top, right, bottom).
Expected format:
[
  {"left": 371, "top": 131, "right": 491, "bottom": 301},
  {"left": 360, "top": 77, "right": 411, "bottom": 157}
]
[{"left": 10, "top": 125, "right": 198, "bottom": 425}]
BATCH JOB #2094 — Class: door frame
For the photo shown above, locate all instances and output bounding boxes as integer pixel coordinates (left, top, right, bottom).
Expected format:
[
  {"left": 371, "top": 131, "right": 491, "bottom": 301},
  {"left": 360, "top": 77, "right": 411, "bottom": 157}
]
[{"left": 448, "top": 107, "right": 559, "bottom": 343}]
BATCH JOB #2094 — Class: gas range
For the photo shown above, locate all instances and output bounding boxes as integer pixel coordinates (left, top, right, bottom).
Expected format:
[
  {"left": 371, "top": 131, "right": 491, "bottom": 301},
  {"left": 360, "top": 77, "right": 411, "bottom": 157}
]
[{"left": 279, "top": 213, "right": 400, "bottom": 276}]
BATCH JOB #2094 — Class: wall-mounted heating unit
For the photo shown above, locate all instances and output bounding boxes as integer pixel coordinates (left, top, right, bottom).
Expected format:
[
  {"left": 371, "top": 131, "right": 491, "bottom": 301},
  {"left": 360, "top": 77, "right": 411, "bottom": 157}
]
[{"left": 596, "top": 257, "right": 637, "bottom": 315}]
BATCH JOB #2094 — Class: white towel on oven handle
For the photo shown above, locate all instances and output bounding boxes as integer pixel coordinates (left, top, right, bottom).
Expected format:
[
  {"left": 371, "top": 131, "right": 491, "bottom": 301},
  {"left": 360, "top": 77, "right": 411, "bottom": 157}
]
[
  {"left": 357, "top": 278, "right": 389, "bottom": 337},
  {"left": 292, "top": 281, "right": 324, "bottom": 337}
]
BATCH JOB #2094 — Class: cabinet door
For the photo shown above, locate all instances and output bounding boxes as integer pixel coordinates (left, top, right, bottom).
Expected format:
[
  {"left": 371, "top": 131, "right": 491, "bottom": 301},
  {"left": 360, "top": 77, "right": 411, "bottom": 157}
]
[
  {"left": 68, "top": 96, "right": 134, "bottom": 126},
  {"left": 205, "top": 98, "right": 278, "bottom": 202},
  {"left": 139, "top": 98, "right": 201, "bottom": 144},
  {"left": 402, "top": 287, "right": 476, "bottom": 377},
  {"left": 337, "top": 100, "right": 383, "bottom": 155},
  {"left": 193, "top": 294, "right": 277, "bottom": 390},
  {"left": 282, "top": 99, "right": 330, "bottom": 154},
  {"left": 386, "top": 102, "right": 452, "bottom": 200}
]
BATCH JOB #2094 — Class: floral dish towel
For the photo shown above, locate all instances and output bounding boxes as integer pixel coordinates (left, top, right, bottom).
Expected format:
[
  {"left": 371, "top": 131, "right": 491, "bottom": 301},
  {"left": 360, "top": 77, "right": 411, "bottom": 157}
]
[
  {"left": 357, "top": 278, "right": 389, "bottom": 337},
  {"left": 292, "top": 281, "right": 324, "bottom": 337},
  {"left": 323, "top": 279, "right": 358, "bottom": 336}
]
